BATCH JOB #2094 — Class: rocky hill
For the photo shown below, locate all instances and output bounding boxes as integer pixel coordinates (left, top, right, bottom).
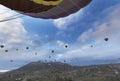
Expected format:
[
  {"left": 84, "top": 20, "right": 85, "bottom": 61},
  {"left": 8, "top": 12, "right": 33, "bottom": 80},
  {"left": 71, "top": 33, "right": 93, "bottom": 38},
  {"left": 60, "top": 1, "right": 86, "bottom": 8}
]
[{"left": 0, "top": 62, "right": 120, "bottom": 81}]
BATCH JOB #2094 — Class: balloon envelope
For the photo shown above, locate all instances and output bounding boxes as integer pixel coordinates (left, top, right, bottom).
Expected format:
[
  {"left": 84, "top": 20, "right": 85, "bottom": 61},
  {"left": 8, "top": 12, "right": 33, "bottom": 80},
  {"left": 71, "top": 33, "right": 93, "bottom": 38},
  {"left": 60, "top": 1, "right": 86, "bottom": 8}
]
[{"left": 0, "top": 0, "right": 92, "bottom": 19}]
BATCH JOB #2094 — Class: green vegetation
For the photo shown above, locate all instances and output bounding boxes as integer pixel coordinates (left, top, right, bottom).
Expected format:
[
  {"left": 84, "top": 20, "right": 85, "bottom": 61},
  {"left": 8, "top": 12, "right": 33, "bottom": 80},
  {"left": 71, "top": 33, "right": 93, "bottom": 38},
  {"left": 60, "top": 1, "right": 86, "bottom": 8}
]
[{"left": 0, "top": 62, "right": 120, "bottom": 81}]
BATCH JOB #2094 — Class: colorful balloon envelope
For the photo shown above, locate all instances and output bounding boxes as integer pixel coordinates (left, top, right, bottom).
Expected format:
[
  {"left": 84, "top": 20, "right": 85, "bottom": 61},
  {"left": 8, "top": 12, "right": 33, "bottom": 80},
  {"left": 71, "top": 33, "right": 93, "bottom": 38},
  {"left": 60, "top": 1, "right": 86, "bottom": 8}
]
[{"left": 0, "top": 0, "right": 92, "bottom": 19}]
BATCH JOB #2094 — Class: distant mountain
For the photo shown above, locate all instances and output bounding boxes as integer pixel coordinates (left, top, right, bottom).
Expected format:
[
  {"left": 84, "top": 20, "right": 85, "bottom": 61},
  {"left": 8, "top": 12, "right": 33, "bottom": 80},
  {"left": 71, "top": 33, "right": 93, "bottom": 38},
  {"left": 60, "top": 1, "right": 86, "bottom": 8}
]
[
  {"left": 0, "top": 72, "right": 5, "bottom": 75},
  {"left": 0, "top": 62, "right": 120, "bottom": 81}
]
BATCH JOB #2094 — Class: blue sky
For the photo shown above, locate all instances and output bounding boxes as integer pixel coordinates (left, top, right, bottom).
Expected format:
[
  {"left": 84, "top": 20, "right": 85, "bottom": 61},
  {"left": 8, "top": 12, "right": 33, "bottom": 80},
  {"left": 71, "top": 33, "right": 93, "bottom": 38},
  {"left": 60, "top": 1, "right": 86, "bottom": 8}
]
[{"left": 0, "top": 0, "right": 120, "bottom": 72}]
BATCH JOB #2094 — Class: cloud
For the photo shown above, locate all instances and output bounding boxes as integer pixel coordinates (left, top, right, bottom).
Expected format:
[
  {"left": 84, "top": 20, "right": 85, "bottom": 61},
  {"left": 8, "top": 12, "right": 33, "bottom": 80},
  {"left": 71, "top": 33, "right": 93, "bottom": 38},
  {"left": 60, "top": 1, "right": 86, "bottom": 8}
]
[
  {"left": 53, "top": 9, "right": 83, "bottom": 30},
  {"left": 54, "top": 4, "right": 120, "bottom": 65},
  {"left": 77, "top": 29, "right": 93, "bottom": 42},
  {"left": 0, "top": 6, "right": 56, "bottom": 70},
  {"left": 0, "top": 5, "right": 27, "bottom": 45},
  {"left": 54, "top": 42, "right": 120, "bottom": 66},
  {"left": 0, "top": 70, "right": 9, "bottom": 73},
  {"left": 0, "top": 2, "right": 120, "bottom": 70},
  {"left": 0, "top": 5, "right": 31, "bottom": 70},
  {"left": 77, "top": 4, "right": 120, "bottom": 43},
  {"left": 56, "top": 40, "right": 65, "bottom": 47}
]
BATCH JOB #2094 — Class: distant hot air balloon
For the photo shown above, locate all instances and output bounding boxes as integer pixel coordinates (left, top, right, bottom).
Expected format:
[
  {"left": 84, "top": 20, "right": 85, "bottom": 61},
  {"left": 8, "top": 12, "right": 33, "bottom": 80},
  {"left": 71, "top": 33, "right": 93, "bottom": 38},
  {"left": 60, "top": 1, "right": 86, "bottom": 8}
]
[
  {"left": 0, "top": 45, "right": 4, "bottom": 48},
  {"left": 65, "top": 45, "right": 68, "bottom": 48},
  {"left": 26, "top": 47, "right": 29, "bottom": 50},
  {"left": 51, "top": 50, "right": 54, "bottom": 53},
  {"left": 49, "top": 56, "right": 51, "bottom": 58},
  {"left": 5, "top": 50, "right": 8, "bottom": 52},
  {"left": 0, "top": 0, "right": 92, "bottom": 19},
  {"left": 63, "top": 60, "right": 66, "bottom": 63},
  {"left": 10, "top": 60, "right": 13, "bottom": 62},
  {"left": 45, "top": 60, "right": 47, "bottom": 62},
  {"left": 54, "top": 59, "right": 56, "bottom": 62},
  {"left": 16, "top": 48, "right": 19, "bottom": 51},
  {"left": 35, "top": 52, "right": 37, "bottom": 55},
  {"left": 104, "top": 38, "right": 109, "bottom": 41},
  {"left": 91, "top": 45, "right": 93, "bottom": 47}
]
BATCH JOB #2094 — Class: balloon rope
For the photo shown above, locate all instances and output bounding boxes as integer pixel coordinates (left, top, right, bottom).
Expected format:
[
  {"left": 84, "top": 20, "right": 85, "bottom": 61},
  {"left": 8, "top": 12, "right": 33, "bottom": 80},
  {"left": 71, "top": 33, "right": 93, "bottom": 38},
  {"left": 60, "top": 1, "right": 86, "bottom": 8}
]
[{"left": 0, "top": 5, "right": 49, "bottom": 23}]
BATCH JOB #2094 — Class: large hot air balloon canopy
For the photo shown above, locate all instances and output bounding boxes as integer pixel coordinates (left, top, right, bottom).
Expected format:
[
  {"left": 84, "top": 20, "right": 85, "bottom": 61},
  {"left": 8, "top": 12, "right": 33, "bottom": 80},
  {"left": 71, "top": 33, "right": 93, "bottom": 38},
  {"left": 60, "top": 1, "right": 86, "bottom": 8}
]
[{"left": 0, "top": 0, "right": 91, "bottom": 19}]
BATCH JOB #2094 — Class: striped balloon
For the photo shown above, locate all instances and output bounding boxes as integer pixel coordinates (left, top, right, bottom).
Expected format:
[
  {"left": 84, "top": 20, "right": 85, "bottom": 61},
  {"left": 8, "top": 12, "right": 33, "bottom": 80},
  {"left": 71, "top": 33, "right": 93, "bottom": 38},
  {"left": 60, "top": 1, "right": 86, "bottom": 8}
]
[{"left": 0, "top": 0, "right": 92, "bottom": 19}]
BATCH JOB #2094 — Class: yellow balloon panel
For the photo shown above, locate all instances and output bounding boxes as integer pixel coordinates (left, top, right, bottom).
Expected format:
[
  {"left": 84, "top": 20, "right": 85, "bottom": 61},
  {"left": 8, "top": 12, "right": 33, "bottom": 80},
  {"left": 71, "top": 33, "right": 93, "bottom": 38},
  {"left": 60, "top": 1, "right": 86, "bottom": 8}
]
[{"left": 31, "top": 0, "right": 63, "bottom": 6}]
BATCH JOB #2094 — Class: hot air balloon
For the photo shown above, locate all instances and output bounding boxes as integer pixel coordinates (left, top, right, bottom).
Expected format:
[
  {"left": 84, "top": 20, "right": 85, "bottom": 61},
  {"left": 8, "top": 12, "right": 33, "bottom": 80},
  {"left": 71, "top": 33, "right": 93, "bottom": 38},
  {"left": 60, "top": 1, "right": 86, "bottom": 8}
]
[
  {"left": 0, "top": 45, "right": 4, "bottom": 48},
  {"left": 51, "top": 50, "right": 55, "bottom": 53},
  {"left": 63, "top": 60, "right": 66, "bottom": 63},
  {"left": 26, "top": 47, "right": 29, "bottom": 50},
  {"left": 65, "top": 45, "right": 68, "bottom": 48},
  {"left": 90, "top": 45, "right": 93, "bottom": 47},
  {"left": 54, "top": 59, "right": 56, "bottom": 62},
  {"left": 10, "top": 60, "right": 13, "bottom": 62},
  {"left": 104, "top": 37, "right": 109, "bottom": 41},
  {"left": 35, "top": 52, "right": 37, "bottom": 55},
  {"left": 16, "top": 48, "right": 19, "bottom": 51},
  {"left": 5, "top": 50, "right": 8, "bottom": 52},
  {"left": 0, "top": 0, "right": 92, "bottom": 19},
  {"left": 49, "top": 56, "right": 51, "bottom": 58}
]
